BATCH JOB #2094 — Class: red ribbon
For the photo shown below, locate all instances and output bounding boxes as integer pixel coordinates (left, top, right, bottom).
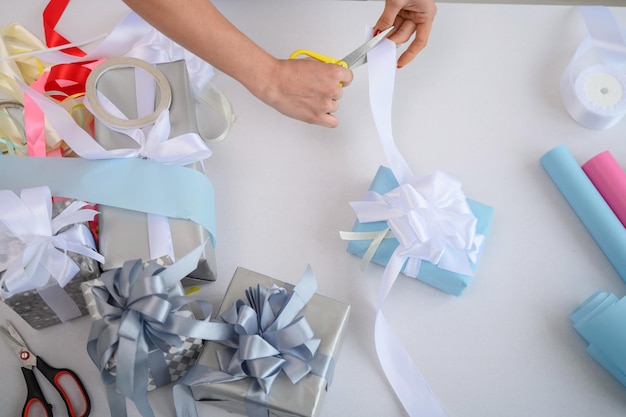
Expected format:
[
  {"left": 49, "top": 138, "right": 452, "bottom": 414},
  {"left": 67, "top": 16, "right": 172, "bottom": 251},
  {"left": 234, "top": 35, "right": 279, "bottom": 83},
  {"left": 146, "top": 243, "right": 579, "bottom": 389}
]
[{"left": 43, "top": 0, "right": 86, "bottom": 57}]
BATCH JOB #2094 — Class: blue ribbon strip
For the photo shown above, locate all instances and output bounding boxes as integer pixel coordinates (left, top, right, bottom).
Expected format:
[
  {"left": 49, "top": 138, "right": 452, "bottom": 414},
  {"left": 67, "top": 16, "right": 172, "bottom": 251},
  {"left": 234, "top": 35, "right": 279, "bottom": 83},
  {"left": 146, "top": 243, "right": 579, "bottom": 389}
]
[{"left": 0, "top": 156, "right": 216, "bottom": 244}]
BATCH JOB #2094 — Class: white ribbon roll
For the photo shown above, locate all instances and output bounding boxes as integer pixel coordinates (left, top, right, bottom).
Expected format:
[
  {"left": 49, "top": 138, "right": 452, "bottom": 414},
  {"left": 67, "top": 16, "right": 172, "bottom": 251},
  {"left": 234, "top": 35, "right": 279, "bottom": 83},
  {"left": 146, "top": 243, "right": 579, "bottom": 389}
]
[{"left": 561, "top": 6, "right": 626, "bottom": 129}]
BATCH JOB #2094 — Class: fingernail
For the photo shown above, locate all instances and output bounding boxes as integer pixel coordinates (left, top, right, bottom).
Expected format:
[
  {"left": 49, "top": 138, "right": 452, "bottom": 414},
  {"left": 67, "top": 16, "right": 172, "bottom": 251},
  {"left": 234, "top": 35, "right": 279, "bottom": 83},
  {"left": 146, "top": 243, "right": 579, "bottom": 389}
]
[{"left": 374, "top": 29, "right": 382, "bottom": 36}]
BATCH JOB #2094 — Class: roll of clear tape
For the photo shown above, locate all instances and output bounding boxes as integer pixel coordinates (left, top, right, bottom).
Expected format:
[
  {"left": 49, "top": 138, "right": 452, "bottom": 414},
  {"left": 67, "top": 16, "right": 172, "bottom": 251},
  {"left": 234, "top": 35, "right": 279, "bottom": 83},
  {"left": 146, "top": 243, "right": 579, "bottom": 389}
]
[{"left": 85, "top": 56, "right": 172, "bottom": 129}]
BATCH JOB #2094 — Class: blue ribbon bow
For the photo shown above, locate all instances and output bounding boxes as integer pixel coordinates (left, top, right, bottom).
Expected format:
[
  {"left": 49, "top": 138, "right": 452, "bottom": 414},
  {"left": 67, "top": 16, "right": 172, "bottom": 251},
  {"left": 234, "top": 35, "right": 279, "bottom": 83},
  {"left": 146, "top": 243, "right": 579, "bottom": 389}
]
[{"left": 86, "top": 259, "right": 234, "bottom": 417}]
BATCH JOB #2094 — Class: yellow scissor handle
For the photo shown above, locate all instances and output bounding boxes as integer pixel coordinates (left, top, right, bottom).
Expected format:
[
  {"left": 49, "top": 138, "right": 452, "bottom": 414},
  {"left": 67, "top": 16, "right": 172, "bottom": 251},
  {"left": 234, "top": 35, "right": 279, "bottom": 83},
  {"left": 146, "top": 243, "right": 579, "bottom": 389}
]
[{"left": 289, "top": 49, "right": 349, "bottom": 68}]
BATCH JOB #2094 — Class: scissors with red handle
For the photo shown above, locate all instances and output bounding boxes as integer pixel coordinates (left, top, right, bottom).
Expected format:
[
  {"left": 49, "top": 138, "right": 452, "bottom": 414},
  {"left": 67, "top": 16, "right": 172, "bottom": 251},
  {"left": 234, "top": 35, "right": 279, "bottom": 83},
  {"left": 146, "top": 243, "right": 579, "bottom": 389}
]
[{"left": 1, "top": 321, "right": 91, "bottom": 417}]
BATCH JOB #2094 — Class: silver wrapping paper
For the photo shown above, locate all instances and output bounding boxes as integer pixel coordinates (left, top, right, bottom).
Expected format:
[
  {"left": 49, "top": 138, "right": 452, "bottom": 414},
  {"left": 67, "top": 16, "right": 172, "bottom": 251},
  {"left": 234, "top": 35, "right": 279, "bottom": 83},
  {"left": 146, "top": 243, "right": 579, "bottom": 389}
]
[
  {"left": 81, "top": 277, "right": 203, "bottom": 390},
  {"left": 93, "top": 59, "right": 216, "bottom": 281},
  {"left": 1, "top": 200, "right": 100, "bottom": 329},
  {"left": 190, "top": 267, "right": 351, "bottom": 417}
]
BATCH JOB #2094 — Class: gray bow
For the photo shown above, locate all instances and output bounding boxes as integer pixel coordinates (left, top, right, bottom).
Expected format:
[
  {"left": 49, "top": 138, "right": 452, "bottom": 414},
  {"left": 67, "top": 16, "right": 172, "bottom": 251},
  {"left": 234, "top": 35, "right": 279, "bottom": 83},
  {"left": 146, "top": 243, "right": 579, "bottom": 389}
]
[{"left": 86, "top": 259, "right": 234, "bottom": 417}]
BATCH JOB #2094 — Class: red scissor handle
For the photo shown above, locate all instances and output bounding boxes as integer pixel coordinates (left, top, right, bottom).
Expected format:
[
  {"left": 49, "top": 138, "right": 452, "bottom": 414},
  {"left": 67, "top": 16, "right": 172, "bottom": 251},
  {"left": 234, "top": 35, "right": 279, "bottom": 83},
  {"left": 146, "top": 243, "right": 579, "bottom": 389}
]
[
  {"left": 21, "top": 367, "right": 52, "bottom": 417},
  {"left": 36, "top": 357, "right": 91, "bottom": 417}
]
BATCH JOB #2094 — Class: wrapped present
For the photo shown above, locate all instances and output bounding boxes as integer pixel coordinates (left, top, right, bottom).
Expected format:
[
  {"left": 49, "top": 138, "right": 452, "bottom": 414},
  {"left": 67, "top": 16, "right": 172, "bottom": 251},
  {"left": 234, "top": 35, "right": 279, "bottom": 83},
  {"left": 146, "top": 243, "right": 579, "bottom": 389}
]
[
  {"left": 338, "top": 39, "right": 493, "bottom": 417},
  {"left": 0, "top": 186, "right": 102, "bottom": 329},
  {"left": 87, "top": 57, "right": 216, "bottom": 281},
  {"left": 345, "top": 165, "right": 494, "bottom": 296},
  {"left": 178, "top": 266, "right": 350, "bottom": 417},
  {"left": 570, "top": 290, "right": 626, "bottom": 386},
  {"left": 83, "top": 258, "right": 234, "bottom": 417}
]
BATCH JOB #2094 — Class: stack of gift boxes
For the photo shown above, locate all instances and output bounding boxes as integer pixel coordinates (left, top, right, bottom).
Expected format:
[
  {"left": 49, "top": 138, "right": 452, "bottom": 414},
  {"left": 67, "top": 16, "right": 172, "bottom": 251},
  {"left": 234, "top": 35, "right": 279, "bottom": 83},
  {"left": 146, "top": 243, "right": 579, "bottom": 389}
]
[
  {"left": 0, "top": 2, "right": 511, "bottom": 417},
  {"left": 0, "top": 6, "right": 351, "bottom": 417}
]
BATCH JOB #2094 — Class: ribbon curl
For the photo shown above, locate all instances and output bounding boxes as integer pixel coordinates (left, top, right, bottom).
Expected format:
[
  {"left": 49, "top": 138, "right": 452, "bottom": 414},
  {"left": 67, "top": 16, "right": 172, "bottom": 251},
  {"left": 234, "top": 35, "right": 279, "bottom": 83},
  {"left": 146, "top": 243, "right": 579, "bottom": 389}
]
[
  {"left": 0, "top": 185, "right": 102, "bottom": 297},
  {"left": 87, "top": 259, "right": 235, "bottom": 417}
]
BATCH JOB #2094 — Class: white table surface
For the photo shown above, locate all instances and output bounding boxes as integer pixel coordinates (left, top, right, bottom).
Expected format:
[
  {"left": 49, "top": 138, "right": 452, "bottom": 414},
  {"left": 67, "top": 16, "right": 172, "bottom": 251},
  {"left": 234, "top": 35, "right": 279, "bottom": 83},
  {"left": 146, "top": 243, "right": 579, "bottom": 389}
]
[{"left": 1, "top": 1, "right": 626, "bottom": 416}]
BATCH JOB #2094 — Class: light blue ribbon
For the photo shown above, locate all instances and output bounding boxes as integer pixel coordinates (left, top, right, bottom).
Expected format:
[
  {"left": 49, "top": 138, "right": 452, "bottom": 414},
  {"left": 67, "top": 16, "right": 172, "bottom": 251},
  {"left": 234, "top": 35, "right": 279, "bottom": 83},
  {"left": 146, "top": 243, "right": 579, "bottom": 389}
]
[
  {"left": 174, "top": 266, "right": 332, "bottom": 417},
  {"left": 0, "top": 156, "right": 216, "bottom": 245},
  {"left": 87, "top": 259, "right": 235, "bottom": 417}
]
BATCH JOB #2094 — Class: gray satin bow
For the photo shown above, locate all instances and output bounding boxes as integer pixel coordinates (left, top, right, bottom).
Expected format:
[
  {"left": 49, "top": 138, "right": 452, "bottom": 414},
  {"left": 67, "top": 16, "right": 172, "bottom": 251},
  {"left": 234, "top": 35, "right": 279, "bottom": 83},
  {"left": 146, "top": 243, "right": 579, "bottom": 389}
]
[
  {"left": 86, "top": 259, "right": 234, "bottom": 417},
  {"left": 174, "top": 266, "right": 324, "bottom": 417}
]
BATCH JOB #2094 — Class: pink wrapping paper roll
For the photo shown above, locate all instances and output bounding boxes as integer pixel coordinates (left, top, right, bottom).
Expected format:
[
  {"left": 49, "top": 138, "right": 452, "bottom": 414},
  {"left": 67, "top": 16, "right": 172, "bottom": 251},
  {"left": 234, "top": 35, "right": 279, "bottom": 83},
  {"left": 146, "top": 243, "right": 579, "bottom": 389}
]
[{"left": 582, "top": 151, "right": 626, "bottom": 227}]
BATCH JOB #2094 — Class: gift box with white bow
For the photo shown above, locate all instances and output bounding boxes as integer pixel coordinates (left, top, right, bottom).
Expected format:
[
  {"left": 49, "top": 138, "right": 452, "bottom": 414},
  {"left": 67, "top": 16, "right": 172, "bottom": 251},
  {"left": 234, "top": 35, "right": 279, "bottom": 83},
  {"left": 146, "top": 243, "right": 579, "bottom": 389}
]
[
  {"left": 88, "top": 58, "right": 216, "bottom": 282},
  {"left": 344, "top": 166, "right": 494, "bottom": 296},
  {"left": 0, "top": 186, "right": 102, "bottom": 329},
  {"left": 181, "top": 266, "right": 351, "bottom": 417}
]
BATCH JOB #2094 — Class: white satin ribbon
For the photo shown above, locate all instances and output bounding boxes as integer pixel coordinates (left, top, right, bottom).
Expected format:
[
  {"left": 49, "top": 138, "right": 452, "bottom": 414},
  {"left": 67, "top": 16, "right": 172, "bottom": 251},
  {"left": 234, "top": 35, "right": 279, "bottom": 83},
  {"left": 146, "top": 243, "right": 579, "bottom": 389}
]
[
  {"left": 0, "top": 186, "right": 103, "bottom": 297},
  {"left": 358, "top": 37, "right": 487, "bottom": 417},
  {"left": 561, "top": 6, "right": 626, "bottom": 129}
]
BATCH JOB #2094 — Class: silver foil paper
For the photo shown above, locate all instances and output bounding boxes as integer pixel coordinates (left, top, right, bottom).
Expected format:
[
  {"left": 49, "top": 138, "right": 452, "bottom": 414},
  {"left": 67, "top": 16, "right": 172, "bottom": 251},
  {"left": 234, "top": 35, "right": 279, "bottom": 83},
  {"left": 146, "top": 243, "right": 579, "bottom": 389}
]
[
  {"left": 93, "top": 59, "right": 216, "bottom": 281},
  {"left": 190, "top": 267, "right": 351, "bottom": 417}
]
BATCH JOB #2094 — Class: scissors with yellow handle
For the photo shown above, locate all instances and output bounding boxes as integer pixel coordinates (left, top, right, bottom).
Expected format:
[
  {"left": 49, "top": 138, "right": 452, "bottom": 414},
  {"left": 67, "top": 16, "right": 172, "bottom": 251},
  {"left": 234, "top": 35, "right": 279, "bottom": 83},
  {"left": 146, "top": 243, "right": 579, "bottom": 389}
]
[{"left": 289, "top": 26, "right": 394, "bottom": 69}]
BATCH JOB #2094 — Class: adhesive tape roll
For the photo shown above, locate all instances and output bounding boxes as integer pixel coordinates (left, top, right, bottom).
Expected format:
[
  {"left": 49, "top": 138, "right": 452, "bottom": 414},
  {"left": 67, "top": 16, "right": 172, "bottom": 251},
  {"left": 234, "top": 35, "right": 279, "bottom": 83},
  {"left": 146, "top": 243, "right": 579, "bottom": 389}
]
[{"left": 85, "top": 56, "right": 172, "bottom": 129}]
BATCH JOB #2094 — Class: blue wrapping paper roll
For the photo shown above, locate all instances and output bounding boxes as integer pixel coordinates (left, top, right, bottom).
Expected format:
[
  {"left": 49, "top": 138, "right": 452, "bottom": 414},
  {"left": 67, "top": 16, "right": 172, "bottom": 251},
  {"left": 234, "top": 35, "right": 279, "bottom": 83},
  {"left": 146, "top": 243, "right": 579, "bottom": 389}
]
[
  {"left": 571, "top": 290, "right": 626, "bottom": 386},
  {"left": 540, "top": 145, "right": 626, "bottom": 282},
  {"left": 346, "top": 166, "right": 495, "bottom": 296}
]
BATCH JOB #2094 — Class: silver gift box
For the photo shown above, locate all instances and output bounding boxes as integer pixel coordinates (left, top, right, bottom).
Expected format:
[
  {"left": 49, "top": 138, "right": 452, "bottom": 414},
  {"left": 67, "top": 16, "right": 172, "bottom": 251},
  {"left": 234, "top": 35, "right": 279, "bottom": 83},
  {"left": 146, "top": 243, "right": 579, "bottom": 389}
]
[
  {"left": 190, "top": 267, "right": 351, "bottom": 417},
  {"left": 81, "top": 277, "right": 203, "bottom": 390},
  {"left": 93, "top": 59, "right": 216, "bottom": 281}
]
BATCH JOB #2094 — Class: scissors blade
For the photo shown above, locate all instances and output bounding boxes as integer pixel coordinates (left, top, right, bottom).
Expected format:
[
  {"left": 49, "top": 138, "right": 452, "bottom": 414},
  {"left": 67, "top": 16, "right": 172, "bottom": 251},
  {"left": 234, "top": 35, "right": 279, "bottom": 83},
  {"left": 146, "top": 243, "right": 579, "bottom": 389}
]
[
  {"left": 1, "top": 321, "right": 36, "bottom": 367},
  {"left": 341, "top": 26, "right": 394, "bottom": 69}
]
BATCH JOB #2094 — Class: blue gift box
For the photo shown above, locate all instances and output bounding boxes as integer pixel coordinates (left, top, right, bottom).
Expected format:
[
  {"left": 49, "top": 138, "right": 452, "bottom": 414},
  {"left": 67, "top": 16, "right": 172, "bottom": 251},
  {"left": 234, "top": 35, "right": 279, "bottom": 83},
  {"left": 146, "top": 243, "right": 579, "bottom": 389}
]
[{"left": 346, "top": 166, "right": 495, "bottom": 296}]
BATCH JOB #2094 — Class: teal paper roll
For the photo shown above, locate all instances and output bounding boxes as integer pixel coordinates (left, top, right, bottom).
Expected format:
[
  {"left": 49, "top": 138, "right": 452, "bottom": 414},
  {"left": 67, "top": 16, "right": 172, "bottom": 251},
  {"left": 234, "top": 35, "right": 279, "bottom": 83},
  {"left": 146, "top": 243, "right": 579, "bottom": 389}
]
[
  {"left": 570, "top": 290, "right": 626, "bottom": 386},
  {"left": 540, "top": 145, "right": 626, "bottom": 282}
]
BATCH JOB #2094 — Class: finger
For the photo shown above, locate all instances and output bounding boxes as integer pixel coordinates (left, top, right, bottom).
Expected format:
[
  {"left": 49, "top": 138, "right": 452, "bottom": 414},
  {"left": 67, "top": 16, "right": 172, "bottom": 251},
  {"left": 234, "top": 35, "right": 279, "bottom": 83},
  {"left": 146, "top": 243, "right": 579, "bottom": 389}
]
[
  {"left": 388, "top": 19, "right": 417, "bottom": 45},
  {"left": 339, "top": 67, "right": 353, "bottom": 88},
  {"left": 398, "top": 21, "right": 433, "bottom": 68},
  {"left": 374, "top": 1, "right": 402, "bottom": 32},
  {"left": 316, "top": 112, "right": 340, "bottom": 128}
]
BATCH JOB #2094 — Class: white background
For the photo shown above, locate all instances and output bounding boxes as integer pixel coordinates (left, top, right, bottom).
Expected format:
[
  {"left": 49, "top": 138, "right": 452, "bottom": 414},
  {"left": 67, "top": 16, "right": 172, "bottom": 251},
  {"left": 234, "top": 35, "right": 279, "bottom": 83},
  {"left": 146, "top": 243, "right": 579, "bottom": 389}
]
[{"left": 1, "top": 1, "right": 626, "bottom": 416}]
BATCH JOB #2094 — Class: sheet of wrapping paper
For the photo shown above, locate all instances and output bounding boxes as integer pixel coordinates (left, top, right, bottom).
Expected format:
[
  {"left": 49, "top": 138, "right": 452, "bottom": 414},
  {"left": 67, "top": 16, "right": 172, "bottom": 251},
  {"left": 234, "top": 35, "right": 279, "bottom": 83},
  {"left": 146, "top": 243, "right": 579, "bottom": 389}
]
[
  {"left": 570, "top": 290, "right": 626, "bottom": 386},
  {"left": 346, "top": 166, "right": 494, "bottom": 296},
  {"left": 190, "top": 267, "right": 350, "bottom": 417},
  {"left": 1, "top": 200, "right": 100, "bottom": 329},
  {"left": 540, "top": 145, "right": 626, "bottom": 283},
  {"left": 92, "top": 60, "right": 216, "bottom": 281},
  {"left": 81, "top": 276, "right": 204, "bottom": 391}
]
